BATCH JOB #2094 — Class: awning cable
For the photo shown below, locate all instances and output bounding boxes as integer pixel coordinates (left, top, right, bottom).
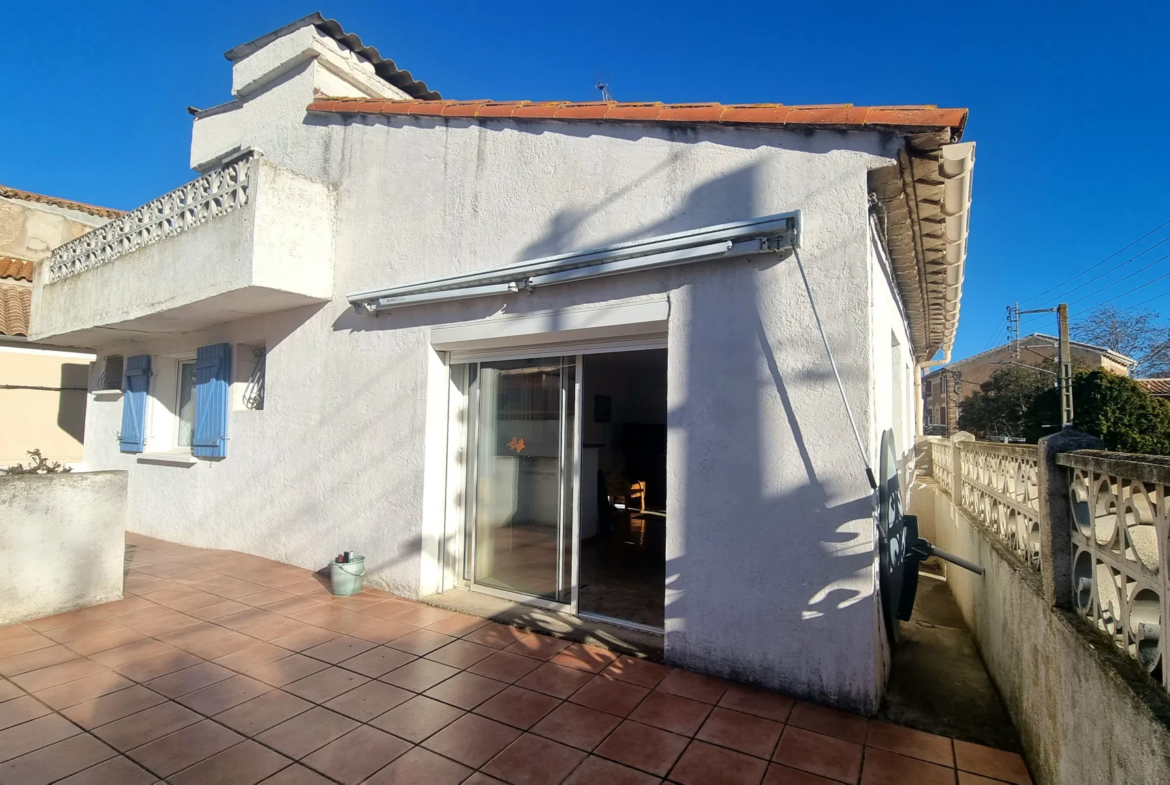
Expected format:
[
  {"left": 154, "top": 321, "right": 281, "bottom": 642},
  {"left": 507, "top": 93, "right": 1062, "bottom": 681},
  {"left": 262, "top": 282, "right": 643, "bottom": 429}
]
[{"left": 792, "top": 246, "right": 877, "bottom": 489}]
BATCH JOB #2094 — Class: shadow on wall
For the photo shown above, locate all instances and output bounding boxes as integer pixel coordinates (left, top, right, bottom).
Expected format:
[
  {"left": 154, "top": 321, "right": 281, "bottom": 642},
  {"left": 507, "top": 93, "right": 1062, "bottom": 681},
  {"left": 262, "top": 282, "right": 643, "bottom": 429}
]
[{"left": 58, "top": 363, "right": 89, "bottom": 445}]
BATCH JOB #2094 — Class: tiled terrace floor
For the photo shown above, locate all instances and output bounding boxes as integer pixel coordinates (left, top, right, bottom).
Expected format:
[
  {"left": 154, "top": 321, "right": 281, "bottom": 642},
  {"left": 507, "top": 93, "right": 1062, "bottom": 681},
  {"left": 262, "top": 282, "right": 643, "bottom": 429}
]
[{"left": 0, "top": 534, "right": 1033, "bottom": 784}]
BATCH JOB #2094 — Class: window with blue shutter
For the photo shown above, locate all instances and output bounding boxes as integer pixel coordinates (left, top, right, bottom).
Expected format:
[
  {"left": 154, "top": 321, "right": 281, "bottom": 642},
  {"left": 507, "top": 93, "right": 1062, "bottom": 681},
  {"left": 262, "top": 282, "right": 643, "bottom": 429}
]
[
  {"left": 119, "top": 355, "right": 151, "bottom": 453},
  {"left": 192, "top": 343, "right": 231, "bottom": 458}
]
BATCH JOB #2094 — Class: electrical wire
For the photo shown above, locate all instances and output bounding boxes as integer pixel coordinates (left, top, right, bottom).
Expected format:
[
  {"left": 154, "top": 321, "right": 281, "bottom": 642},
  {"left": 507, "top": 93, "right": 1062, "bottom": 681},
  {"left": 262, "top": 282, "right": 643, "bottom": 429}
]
[
  {"left": 1073, "top": 267, "right": 1170, "bottom": 312},
  {"left": 1067, "top": 251, "right": 1170, "bottom": 307},
  {"left": 1034, "top": 236, "right": 1170, "bottom": 306},
  {"left": 1019, "top": 216, "right": 1170, "bottom": 306}
]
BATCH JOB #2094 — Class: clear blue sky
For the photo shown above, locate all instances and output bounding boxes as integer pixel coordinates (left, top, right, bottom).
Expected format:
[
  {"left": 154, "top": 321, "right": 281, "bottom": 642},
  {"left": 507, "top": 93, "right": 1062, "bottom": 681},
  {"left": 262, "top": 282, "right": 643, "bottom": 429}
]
[{"left": 5, "top": 1, "right": 1169, "bottom": 361}]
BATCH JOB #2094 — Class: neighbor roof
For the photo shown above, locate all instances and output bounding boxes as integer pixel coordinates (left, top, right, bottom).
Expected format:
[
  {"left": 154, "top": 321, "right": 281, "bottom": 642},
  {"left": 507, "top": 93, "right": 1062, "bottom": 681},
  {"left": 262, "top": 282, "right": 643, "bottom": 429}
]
[
  {"left": 225, "top": 12, "right": 440, "bottom": 100},
  {"left": 0, "top": 184, "right": 122, "bottom": 220},
  {"left": 1137, "top": 379, "right": 1170, "bottom": 396},
  {"left": 0, "top": 257, "right": 33, "bottom": 282},
  {"left": 925, "top": 333, "right": 1137, "bottom": 375},
  {"left": 307, "top": 98, "right": 968, "bottom": 136},
  {"left": 0, "top": 283, "right": 30, "bottom": 336}
]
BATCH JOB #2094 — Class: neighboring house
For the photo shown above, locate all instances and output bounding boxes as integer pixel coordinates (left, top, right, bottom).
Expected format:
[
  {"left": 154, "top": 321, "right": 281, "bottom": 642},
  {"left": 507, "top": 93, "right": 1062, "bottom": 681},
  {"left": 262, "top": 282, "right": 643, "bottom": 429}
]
[
  {"left": 0, "top": 186, "right": 117, "bottom": 465},
  {"left": 922, "top": 333, "right": 1134, "bottom": 435},
  {"left": 28, "top": 14, "right": 976, "bottom": 712},
  {"left": 1136, "top": 378, "right": 1170, "bottom": 400}
]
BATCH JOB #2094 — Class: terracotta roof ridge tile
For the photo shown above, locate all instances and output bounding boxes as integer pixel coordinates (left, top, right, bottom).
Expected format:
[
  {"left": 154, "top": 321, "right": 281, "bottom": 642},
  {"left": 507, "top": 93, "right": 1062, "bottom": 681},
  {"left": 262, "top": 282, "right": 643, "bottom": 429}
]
[
  {"left": 306, "top": 98, "right": 968, "bottom": 137},
  {"left": 0, "top": 185, "right": 123, "bottom": 219},
  {"left": 0, "top": 257, "right": 35, "bottom": 282}
]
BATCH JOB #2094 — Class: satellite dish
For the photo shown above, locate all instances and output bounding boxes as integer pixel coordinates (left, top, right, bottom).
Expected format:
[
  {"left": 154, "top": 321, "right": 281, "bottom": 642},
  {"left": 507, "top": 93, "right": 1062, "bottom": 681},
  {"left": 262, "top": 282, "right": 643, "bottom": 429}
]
[{"left": 877, "top": 428, "right": 987, "bottom": 645}]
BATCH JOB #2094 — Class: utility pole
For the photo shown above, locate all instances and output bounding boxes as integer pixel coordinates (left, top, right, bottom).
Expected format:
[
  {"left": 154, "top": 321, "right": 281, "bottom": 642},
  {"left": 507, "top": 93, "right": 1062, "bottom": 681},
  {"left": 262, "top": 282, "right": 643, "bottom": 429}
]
[{"left": 1058, "top": 302, "right": 1074, "bottom": 427}]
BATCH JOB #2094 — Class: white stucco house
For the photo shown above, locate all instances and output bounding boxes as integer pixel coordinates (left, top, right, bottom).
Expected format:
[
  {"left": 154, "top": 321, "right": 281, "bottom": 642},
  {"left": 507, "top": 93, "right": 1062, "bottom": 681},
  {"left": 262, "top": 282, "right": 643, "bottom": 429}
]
[{"left": 29, "top": 13, "right": 974, "bottom": 713}]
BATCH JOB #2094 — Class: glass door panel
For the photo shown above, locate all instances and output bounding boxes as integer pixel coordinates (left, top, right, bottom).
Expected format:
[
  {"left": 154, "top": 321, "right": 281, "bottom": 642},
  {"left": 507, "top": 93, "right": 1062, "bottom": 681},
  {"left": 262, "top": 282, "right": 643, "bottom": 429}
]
[{"left": 469, "top": 357, "right": 574, "bottom": 603}]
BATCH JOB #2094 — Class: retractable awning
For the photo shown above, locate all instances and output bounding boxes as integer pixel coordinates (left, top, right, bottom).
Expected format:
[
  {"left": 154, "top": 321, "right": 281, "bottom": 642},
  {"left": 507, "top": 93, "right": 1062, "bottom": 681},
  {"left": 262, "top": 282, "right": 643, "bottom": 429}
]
[{"left": 347, "top": 211, "right": 800, "bottom": 313}]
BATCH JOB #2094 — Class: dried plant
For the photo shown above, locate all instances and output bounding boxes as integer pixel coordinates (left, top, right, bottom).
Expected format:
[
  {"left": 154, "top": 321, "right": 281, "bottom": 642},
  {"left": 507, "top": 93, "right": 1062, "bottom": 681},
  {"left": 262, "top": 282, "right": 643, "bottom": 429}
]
[{"left": 1, "top": 449, "right": 73, "bottom": 475}]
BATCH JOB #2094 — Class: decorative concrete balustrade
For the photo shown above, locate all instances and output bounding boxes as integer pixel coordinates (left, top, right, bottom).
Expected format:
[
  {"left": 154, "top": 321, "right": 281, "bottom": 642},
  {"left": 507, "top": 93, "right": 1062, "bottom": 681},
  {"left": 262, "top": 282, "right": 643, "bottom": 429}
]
[
  {"left": 47, "top": 152, "right": 259, "bottom": 282},
  {"left": 923, "top": 435, "right": 1168, "bottom": 691}
]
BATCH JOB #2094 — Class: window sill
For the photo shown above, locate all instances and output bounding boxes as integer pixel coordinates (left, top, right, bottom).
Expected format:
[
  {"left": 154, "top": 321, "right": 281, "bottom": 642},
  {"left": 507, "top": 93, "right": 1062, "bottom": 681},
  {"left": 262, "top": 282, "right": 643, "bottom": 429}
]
[
  {"left": 91, "top": 389, "right": 123, "bottom": 398},
  {"left": 136, "top": 453, "right": 197, "bottom": 467}
]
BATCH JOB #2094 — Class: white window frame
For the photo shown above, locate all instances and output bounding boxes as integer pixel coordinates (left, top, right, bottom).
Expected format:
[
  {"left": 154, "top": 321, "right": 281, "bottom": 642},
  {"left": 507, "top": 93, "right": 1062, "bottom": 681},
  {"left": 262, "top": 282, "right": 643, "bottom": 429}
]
[{"left": 142, "top": 352, "right": 198, "bottom": 459}]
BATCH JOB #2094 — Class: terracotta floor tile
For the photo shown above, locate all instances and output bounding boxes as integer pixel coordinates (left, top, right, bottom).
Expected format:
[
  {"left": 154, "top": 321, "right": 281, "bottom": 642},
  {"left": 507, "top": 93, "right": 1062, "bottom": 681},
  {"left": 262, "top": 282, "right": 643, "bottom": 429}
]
[
  {"left": 243, "top": 616, "right": 308, "bottom": 642},
  {"left": 285, "top": 666, "right": 369, "bottom": 704},
  {"left": 463, "top": 623, "right": 532, "bottom": 650},
  {"left": 188, "top": 600, "right": 251, "bottom": 621},
  {"left": 265, "top": 597, "right": 327, "bottom": 618},
  {"left": 504, "top": 634, "right": 572, "bottom": 661},
  {"left": 425, "top": 639, "right": 496, "bottom": 670},
  {"left": 214, "top": 690, "right": 313, "bottom": 735},
  {"left": 386, "top": 629, "right": 456, "bottom": 656},
  {"left": 953, "top": 740, "right": 1031, "bottom": 785},
  {"left": 328, "top": 594, "right": 387, "bottom": 613},
  {"left": 324, "top": 680, "right": 412, "bottom": 722},
  {"left": 346, "top": 616, "right": 415, "bottom": 644},
  {"left": 24, "top": 609, "right": 97, "bottom": 632},
  {"left": 379, "top": 658, "right": 460, "bottom": 692},
  {"left": 0, "top": 713, "right": 80, "bottom": 762},
  {"left": 256, "top": 707, "right": 358, "bottom": 759},
  {"left": 363, "top": 745, "right": 472, "bottom": 785},
  {"left": 92, "top": 701, "right": 203, "bottom": 751},
  {"left": 0, "top": 680, "right": 19, "bottom": 702},
  {"left": 552, "top": 643, "right": 621, "bottom": 674},
  {"left": 161, "top": 592, "right": 224, "bottom": 613},
  {"left": 628, "top": 690, "right": 712, "bottom": 737},
  {"left": 957, "top": 773, "right": 1007, "bottom": 785},
  {"left": 125, "top": 719, "right": 243, "bottom": 777},
  {"left": 483, "top": 732, "right": 586, "bottom": 785},
  {"left": 516, "top": 662, "right": 594, "bottom": 699},
  {"left": 43, "top": 619, "right": 125, "bottom": 644},
  {"left": 106, "top": 604, "right": 171, "bottom": 628},
  {"left": 89, "top": 638, "right": 173, "bottom": 668},
  {"left": 860, "top": 747, "right": 955, "bottom": 785},
  {"left": 247, "top": 654, "right": 329, "bottom": 687},
  {"left": 421, "top": 713, "right": 522, "bottom": 768},
  {"left": 788, "top": 701, "right": 869, "bottom": 744},
  {"left": 370, "top": 694, "right": 465, "bottom": 742},
  {"left": 462, "top": 771, "right": 509, "bottom": 784},
  {"left": 215, "top": 607, "right": 277, "bottom": 631},
  {"left": 54, "top": 754, "right": 156, "bottom": 785},
  {"left": 0, "top": 695, "right": 50, "bottom": 731},
  {"left": 762, "top": 762, "right": 840, "bottom": 784},
  {"left": 358, "top": 599, "right": 418, "bottom": 621},
  {"left": 0, "top": 633, "right": 55, "bottom": 661},
  {"left": 183, "top": 630, "right": 260, "bottom": 660},
  {"left": 64, "top": 627, "right": 145, "bottom": 657},
  {"left": 113, "top": 649, "right": 202, "bottom": 683},
  {"left": 426, "top": 613, "right": 489, "bottom": 638},
  {"left": 424, "top": 671, "right": 507, "bottom": 709},
  {"left": 719, "top": 684, "right": 796, "bottom": 724},
  {"left": 670, "top": 739, "right": 769, "bottom": 785},
  {"left": 601, "top": 655, "right": 671, "bottom": 688},
  {"left": 303, "top": 636, "right": 376, "bottom": 665},
  {"left": 562, "top": 755, "right": 662, "bottom": 785},
  {"left": 10, "top": 656, "right": 106, "bottom": 692},
  {"left": 469, "top": 651, "right": 543, "bottom": 683},
  {"left": 61, "top": 685, "right": 168, "bottom": 729},
  {"left": 176, "top": 673, "right": 274, "bottom": 715},
  {"left": 475, "top": 685, "right": 561, "bottom": 730},
  {"left": 337, "top": 645, "right": 415, "bottom": 678},
  {"left": 0, "top": 644, "right": 80, "bottom": 677},
  {"left": 268, "top": 627, "right": 339, "bottom": 653},
  {"left": 773, "top": 727, "right": 863, "bottom": 784},
  {"left": 237, "top": 588, "right": 295, "bottom": 607},
  {"left": 569, "top": 674, "right": 650, "bottom": 717},
  {"left": 393, "top": 607, "right": 456, "bottom": 628},
  {"left": 85, "top": 596, "right": 156, "bottom": 619},
  {"left": 302, "top": 725, "right": 411, "bottom": 784},
  {"left": 532, "top": 702, "right": 622, "bottom": 751},
  {"left": 169, "top": 739, "right": 292, "bottom": 785},
  {"left": 654, "top": 669, "right": 729, "bottom": 705},
  {"left": 154, "top": 620, "right": 225, "bottom": 647},
  {"left": 258, "top": 763, "right": 334, "bottom": 784},
  {"left": 865, "top": 721, "right": 954, "bottom": 767},
  {"left": 129, "top": 612, "right": 202, "bottom": 638},
  {"left": 0, "top": 732, "right": 116, "bottom": 785},
  {"left": 696, "top": 706, "right": 784, "bottom": 759},
  {"left": 595, "top": 720, "right": 688, "bottom": 777},
  {"left": 35, "top": 670, "right": 135, "bottom": 709},
  {"left": 0, "top": 626, "right": 36, "bottom": 643},
  {"left": 214, "top": 642, "right": 293, "bottom": 673},
  {"left": 146, "top": 661, "right": 235, "bottom": 698}
]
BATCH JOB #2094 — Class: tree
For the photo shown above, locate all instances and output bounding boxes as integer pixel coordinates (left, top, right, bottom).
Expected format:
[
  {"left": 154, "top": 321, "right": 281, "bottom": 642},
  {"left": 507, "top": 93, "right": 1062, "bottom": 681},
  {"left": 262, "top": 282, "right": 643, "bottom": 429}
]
[
  {"left": 957, "top": 365, "right": 1054, "bottom": 440},
  {"left": 1073, "top": 307, "right": 1170, "bottom": 377},
  {"left": 1023, "top": 369, "right": 1170, "bottom": 454}
]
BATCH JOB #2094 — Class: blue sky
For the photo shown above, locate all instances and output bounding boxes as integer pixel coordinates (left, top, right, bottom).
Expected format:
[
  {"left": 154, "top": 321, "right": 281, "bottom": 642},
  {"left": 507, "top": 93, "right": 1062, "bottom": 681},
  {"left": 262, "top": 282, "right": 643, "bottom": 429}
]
[{"left": 5, "top": 1, "right": 1169, "bottom": 361}]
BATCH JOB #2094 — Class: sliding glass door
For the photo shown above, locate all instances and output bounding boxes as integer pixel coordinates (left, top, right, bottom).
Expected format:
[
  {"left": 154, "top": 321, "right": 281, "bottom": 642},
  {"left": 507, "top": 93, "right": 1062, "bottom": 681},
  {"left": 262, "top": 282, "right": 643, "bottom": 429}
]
[{"left": 464, "top": 357, "right": 578, "bottom": 607}]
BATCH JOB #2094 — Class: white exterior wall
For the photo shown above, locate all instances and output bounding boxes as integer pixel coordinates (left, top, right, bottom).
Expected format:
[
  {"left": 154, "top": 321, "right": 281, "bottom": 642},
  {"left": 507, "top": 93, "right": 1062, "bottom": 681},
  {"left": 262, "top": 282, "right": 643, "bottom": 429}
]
[{"left": 81, "top": 114, "right": 907, "bottom": 711}]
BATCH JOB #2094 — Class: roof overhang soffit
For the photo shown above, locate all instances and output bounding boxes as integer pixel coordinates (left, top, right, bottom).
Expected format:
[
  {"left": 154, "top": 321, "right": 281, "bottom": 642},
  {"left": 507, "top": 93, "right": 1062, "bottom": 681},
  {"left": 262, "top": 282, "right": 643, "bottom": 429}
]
[{"left": 869, "top": 132, "right": 975, "bottom": 363}]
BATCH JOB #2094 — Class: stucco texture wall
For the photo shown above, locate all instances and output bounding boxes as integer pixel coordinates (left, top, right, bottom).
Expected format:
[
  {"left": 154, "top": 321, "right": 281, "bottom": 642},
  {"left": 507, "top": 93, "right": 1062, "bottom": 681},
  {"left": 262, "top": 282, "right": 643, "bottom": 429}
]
[
  {"left": 85, "top": 116, "right": 905, "bottom": 711},
  {"left": 0, "top": 347, "right": 91, "bottom": 466},
  {"left": 911, "top": 480, "right": 1170, "bottom": 785},
  {"left": 0, "top": 472, "right": 126, "bottom": 625}
]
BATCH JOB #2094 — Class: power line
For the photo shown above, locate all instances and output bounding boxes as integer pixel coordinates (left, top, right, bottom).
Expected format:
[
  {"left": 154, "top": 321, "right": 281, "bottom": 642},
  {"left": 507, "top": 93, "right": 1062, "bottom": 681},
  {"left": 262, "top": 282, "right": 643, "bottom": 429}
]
[
  {"left": 1067, "top": 251, "right": 1170, "bottom": 307},
  {"left": 1034, "top": 235, "right": 1170, "bottom": 306},
  {"left": 1019, "top": 216, "right": 1170, "bottom": 306},
  {"left": 1074, "top": 266, "right": 1170, "bottom": 312}
]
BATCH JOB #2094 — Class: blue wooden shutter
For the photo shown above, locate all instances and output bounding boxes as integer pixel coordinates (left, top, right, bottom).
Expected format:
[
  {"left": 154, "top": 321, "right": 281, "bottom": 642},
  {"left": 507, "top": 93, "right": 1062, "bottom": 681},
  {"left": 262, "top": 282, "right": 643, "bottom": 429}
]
[
  {"left": 193, "top": 343, "right": 231, "bottom": 458},
  {"left": 119, "top": 355, "right": 151, "bottom": 453}
]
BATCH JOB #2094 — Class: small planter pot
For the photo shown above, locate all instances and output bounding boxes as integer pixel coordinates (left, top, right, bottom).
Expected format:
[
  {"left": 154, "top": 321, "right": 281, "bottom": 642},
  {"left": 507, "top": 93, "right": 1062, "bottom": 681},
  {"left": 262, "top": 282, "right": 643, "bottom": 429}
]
[{"left": 329, "top": 555, "right": 365, "bottom": 596}]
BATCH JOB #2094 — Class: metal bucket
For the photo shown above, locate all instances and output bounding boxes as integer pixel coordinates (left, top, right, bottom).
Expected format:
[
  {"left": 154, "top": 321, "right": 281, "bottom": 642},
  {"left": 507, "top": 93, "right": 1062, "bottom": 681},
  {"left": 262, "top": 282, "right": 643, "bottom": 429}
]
[{"left": 329, "top": 555, "right": 365, "bottom": 596}]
